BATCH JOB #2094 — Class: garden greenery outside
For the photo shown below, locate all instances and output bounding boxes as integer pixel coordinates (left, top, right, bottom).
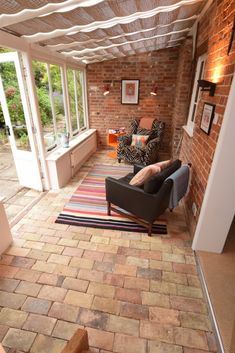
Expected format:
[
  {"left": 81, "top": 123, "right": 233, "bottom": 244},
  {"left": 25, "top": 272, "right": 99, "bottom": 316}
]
[{"left": 0, "top": 47, "right": 85, "bottom": 151}]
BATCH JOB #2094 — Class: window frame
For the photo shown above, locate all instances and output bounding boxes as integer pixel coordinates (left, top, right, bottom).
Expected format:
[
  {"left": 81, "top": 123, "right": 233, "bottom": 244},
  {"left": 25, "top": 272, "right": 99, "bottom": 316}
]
[
  {"left": 186, "top": 54, "right": 207, "bottom": 136},
  {"left": 66, "top": 67, "right": 87, "bottom": 137}
]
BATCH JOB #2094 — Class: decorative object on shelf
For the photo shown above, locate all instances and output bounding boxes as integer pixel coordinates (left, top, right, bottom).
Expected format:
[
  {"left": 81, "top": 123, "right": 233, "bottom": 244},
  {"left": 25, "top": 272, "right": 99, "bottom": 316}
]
[
  {"left": 150, "top": 85, "right": 158, "bottom": 96},
  {"left": 103, "top": 84, "right": 110, "bottom": 95},
  {"left": 121, "top": 79, "right": 139, "bottom": 104},
  {"left": 200, "top": 103, "right": 215, "bottom": 135},
  {"left": 61, "top": 132, "right": 70, "bottom": 148},
  {"left": 227, "top": 16, "right": 235, "bottom": 55},
  {"left": 198, "top": 79, "right": 216, "bottom": 96}
]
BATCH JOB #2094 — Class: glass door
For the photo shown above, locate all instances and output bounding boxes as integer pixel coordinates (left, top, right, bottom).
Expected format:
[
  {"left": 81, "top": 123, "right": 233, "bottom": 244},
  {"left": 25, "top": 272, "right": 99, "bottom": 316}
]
[{"left": 0, "top": 52, "right": 43, "bottom": 190}]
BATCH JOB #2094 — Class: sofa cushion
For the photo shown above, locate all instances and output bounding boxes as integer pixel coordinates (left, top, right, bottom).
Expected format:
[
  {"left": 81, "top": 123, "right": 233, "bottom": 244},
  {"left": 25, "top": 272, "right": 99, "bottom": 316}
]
[
  {"left": 129, "top": 164, "right": 161, "bottom": 186},
  {"left": 131, "top": 134, "right": 149, "bottom": 148},
  {"left": 144, "top": 159, "right": 182, "bottom": 194}
]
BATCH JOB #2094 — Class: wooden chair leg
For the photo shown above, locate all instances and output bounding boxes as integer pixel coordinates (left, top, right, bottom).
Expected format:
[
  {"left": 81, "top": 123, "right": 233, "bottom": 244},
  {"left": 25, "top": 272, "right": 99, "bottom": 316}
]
[
  {"left": 107, "top": 201, "right": 111, "bottom": 216},
  {"left": 148, "top": 223, "right": 152, "bottom": 237}
]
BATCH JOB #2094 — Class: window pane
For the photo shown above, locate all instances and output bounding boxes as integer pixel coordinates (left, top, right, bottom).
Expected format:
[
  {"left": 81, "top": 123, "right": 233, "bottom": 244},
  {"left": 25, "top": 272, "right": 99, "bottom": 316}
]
[
  {"left": 75, "top": 71, "right": 85, "bottom": 129},
  {"left": 0, "top": 61, "right": 31, "bottom": 151},
  {"left": 67, "top": 69, "right": 78, "bottom": 134},
  {"left": 50, "top": 64, "right": 66, "bottom": 140},
  {"left": 32, "top": 61, "right": 55, "bottom": 150}
]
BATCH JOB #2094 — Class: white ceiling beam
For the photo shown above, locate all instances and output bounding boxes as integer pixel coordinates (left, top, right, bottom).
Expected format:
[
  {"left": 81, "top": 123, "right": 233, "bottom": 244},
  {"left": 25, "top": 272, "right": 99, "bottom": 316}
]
[
  {"left": 79, "top": 41, "right": 180, "bottom": 63},
  {"left": 61, "top": 28, "right": 190, "bottom": 57},
  {"left": 47, "top": 15, "right": 197, "bottom": 51},
  {"left": 22, "top": 0, "right": 203, "bottom": 43},
  {"left": 0, "top": 0, "right": 104, "bottom": 29}
]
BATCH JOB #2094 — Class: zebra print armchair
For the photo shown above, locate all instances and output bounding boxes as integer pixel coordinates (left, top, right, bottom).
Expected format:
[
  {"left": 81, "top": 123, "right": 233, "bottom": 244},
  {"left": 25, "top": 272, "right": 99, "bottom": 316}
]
[{"left": 117, "top": 118, "right": 165, "bottom": 165}]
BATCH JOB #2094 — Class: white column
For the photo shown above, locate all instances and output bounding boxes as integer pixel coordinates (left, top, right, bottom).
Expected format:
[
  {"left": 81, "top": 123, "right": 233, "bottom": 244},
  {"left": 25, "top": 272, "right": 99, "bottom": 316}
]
[{"left": 192, "top": 72, "right": 235, "bottom": 253}]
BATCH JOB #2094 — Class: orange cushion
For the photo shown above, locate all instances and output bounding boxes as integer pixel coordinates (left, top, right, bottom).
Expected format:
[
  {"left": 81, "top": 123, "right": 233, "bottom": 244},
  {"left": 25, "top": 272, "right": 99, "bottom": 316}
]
[
  {"left": 131, "top": 134, "right": 149, "bottom": 148},
  {"left": 139, "top": 118, "right": 154, "bottom": 129},
  {"left": 129, "top": 164, "right": 161, "bottom": 186}
]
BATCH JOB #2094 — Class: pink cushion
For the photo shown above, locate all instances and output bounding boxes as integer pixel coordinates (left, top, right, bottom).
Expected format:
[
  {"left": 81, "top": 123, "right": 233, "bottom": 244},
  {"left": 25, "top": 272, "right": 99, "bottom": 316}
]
[
  {"left": 155, "top": 159, "right": 172, "bottom": 170},
  {"left": 139, "top": 118, "right": 154, "bottom": 130},
  {"left": 129, "top": 164, "right": 161, "bottom": 186},
  {"left": 131, "top": 134, "right": 149, "bottom": 148}
]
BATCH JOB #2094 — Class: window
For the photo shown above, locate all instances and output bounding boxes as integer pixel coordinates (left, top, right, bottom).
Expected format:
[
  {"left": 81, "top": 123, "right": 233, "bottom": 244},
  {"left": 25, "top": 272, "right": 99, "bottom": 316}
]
[
  {"left": 186, "top": 54, "right": 207, "bottom": 135},
  {"left": 67, "top": 68, "right": 86, "bottom": 135},
  {"left": 32, "top": 60, "right": 66, "bottom": 151}
]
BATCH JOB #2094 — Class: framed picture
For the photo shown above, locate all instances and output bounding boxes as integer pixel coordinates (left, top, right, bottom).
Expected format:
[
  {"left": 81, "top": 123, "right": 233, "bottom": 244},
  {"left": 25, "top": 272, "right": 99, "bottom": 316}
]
[
  {"left": 200, "top": 103, "right": 215, "bottom": 135},
  {"left": 121, "top": 79, "right": 139, "bottom": 104}
]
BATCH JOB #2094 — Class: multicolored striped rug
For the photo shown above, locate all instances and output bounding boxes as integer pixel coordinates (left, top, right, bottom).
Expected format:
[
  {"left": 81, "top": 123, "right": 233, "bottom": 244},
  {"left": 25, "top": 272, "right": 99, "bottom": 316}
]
[{"left": 55, "top": 164, "right": 167, "bottom": 234}]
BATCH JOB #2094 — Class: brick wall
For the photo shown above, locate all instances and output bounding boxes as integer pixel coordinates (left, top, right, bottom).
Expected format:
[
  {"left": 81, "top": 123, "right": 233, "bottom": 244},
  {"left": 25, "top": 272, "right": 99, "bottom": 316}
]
[
  {"left": 87, "top": 48, "right": 180, "bottom": 158},
  {"left": 180, "top": 0, "right": 235, "bottom": 232}
]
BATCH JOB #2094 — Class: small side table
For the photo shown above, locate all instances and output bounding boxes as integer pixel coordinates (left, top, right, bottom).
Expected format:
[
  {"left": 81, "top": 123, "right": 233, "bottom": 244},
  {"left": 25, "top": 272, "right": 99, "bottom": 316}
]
[{"left": 107, "top": 129, "right": 125, "bottom": 158}]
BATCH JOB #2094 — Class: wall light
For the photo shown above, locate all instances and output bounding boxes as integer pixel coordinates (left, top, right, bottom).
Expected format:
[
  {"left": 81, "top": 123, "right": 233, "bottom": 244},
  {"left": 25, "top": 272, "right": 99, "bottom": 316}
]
[
  {"left": 103, "top": 84, "right": 110, "bottom": 96},
  {"left": 150, "top": 85, "right": 158, "bottom": 96},
  {"left": 198, "top": 79, "right": 216, "bottom": 96}
]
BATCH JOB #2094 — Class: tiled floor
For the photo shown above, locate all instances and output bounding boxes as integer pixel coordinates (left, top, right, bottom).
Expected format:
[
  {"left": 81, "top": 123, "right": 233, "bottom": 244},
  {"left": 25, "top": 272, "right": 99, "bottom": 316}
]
[
  {"left": 0, "top": 144, "right": 41, "bottom": 222},
  {"left": 0, "top": 150, "right": 217, "bottom": 353}
]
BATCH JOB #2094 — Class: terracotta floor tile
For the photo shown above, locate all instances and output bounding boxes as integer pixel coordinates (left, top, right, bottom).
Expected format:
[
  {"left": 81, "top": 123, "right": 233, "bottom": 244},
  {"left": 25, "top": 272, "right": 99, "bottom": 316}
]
[
  {"left": 174, "top": 327, "right": 208, "bottom": 350},
  {"left": 21, "top": 297, "right": 51, "bottom": 315},
  {"left": 38, "top": 284, "right": 67, "bottom": 302},
  {"left": 0, "top": 291, "right": 26, "bottom": 310},
  {"left": 120, "top": 302, "right": 149, "bottom": 320},
  {"left": 87, "top": 327, "right": 114, "bottom": 351},
  {"left": 0, "top": 151, "right": 218, "bottom": 353},
  {"left": 23, "top": 313, "right": 56, "bottom": 335},
  {"left": 113, "top": 333, "right": 146, "bottom": 353},
  {"left": 2, "top": 328, "right": 36, "bottom": 352},
  {"left": 0, "top": 278, "right": 20, "bottom": 292},
  {"left": 107, "top": 315, "right": 139, "bottom": 337},
  {"left": 64, "top": 290, "right": 93, "bottom": 308},
  {"left": 48, "top": 302, "right": 79, "bottom": 322},
  {"left": 77, "top": 307, "right": 109, "bottom": 330},
  {"left": 0, "top": 308, "right": 28, "bottom": 328},
  {"left": 15, "top": 280, "right": 42, "bottom": 296},
  {"left": 30, "top": 334, "right": 66, "bottom": 353},
  {"left": 52, "top": 320, "right": 81, "bottom": 340},
  {"left": 115, "top": 287, "right": 141, "bottom": 304},
  {"left": 62, "top": 277, "right": 89, "bottom": 292}
]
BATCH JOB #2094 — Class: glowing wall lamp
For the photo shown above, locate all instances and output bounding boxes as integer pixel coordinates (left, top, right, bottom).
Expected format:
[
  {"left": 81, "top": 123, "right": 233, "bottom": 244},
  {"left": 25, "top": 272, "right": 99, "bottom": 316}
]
[
  {"left": 103, "top": 84, "right": 110, "bottom": 96},
  {"left": 150, "top": 85, "right": 158, "bottom": 96},
  {"left": 198, "top": 79, "right": 216, "bottom": 96}
]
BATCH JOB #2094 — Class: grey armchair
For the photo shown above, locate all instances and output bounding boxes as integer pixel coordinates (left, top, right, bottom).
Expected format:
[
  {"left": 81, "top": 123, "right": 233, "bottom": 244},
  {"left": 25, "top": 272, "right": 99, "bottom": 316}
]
[{"left": 105, "top": 160, "right": 182, "bottom": 236}]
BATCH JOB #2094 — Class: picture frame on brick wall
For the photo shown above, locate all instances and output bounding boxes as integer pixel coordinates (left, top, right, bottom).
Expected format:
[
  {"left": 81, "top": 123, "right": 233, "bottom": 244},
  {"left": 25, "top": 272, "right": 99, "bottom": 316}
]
[
  {"left": 200, "top": 103, "right": 215, "bottom": 135},
  {"left": 121, "top": 79, "right": 139, "bottom": 104}
]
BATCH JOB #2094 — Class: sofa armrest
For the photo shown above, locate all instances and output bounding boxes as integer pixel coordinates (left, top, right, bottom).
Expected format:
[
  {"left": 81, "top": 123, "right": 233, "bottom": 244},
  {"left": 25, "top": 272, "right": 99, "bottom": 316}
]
[{"left": 118, "top": 134, "right": 132, "bottom": 146}]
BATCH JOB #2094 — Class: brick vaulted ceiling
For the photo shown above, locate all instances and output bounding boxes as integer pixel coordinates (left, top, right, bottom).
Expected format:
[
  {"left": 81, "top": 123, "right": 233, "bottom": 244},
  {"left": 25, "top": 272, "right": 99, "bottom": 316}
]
[{"left": 0, "top": 0, "right": 207, "bottom": 64}]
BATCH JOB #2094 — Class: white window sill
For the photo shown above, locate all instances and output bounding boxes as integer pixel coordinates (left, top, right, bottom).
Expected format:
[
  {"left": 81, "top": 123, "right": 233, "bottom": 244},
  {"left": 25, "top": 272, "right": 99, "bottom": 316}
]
[
  {"left": 46, "top": 129, "right": 96, "bottom": 161},
  {"left": 183, "top": 125, "right": 194, "bottom": 138}
]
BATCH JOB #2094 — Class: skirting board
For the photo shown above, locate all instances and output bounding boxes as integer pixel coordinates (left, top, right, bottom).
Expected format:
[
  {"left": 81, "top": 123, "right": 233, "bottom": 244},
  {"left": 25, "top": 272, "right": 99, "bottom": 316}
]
[{"left": 195, "top": 254, "right": 225, "bottom": 353}]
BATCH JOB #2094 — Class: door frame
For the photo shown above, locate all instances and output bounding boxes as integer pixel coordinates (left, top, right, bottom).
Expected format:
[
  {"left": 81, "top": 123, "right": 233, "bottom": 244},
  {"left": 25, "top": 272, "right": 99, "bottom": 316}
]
[
  {"left": 0, "top": 51, "right": 43, "bottom": 190},
  {"left": 192, "top": 71, "right": 235, "bottom": 253}
]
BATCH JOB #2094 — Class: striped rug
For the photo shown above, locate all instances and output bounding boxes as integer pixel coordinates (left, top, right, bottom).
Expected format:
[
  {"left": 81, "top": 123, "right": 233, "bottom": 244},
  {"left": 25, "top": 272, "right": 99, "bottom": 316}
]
[{"left": 55, "top": 164, "right": 167, "bottom": 234}]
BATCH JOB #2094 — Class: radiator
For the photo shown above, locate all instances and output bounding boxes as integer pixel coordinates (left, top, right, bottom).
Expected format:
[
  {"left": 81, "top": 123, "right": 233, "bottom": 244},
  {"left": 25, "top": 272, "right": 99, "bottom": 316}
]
[{"left": 70, "top": 134, "right": 96, "bottom": 176}]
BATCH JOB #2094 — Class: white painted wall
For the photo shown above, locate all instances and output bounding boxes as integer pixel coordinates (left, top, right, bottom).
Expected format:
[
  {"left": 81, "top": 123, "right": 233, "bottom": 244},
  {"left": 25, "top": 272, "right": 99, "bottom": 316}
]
[{"left": 192, "top": 72, "right": 235, "bottom": 253}]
